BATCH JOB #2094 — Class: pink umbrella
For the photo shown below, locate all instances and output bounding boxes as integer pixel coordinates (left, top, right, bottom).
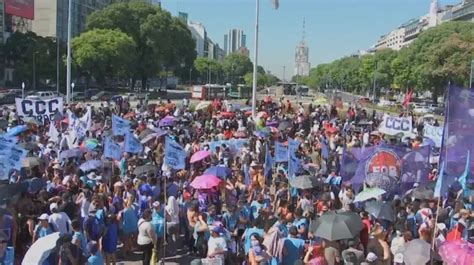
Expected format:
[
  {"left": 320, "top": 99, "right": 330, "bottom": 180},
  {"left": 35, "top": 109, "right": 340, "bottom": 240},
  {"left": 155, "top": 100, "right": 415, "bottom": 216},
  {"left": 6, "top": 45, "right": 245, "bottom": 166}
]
[
  {"left": 190, "top": 150, "right": 211, "bottom": 163},
  {"left": 190, "top": 174, "right": 222, "bottom": 189},
  {"left": 439, "top": 240, "right": 474, "bottom": 265}
]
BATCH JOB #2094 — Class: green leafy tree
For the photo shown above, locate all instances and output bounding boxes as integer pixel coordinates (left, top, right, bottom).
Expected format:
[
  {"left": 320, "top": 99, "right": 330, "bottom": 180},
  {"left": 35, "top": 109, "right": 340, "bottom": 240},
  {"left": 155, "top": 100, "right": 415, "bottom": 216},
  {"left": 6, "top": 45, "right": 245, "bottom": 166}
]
[
  {"left": 244, "top": 72, "right": 267, "bottom": 87},
  {"left": 72, "top": 29, "right": 136, "bottom": 85},
  {"left": 222, "top": 53, "right": 253, "bottom": 82},
  {"left": 193, "top": 57, "right": 222, "bottom": 83},
  {"left": 87, "top": 1, "right": 196, "bottom": 89}
]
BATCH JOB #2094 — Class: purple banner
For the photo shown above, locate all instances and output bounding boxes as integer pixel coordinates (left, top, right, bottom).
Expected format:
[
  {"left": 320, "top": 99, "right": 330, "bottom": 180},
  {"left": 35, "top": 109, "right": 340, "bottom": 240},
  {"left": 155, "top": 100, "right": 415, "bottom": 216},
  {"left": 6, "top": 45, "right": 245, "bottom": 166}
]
[
  {"left": 341, "top": 144, "right": 431, "bottom": 193},
  {"left": 439, "top": 86, "right": 474, "bottom": 195}
]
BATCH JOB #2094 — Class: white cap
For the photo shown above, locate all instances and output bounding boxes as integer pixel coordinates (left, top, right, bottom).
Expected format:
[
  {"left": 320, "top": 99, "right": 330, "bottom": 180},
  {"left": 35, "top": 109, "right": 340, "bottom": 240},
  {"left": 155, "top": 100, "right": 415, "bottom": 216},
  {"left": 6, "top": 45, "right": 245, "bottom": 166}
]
[
  {"left": 49, "top": 203, "right": 58, "bottom": 212},
  {"left": 152, "top": 201, "right": 160, "bottom": 208},
  {"left": 38, "top": 213, "right": 49, "bottom": 220}
]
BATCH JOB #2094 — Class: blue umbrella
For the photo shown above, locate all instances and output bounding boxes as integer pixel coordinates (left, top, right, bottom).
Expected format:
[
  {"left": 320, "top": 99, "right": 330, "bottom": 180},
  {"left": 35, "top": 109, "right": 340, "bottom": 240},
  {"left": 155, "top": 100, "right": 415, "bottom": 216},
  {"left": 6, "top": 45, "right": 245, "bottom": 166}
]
[
  {"left": 204, "top": 166, "right": 232, "bottom": 179},
  {"left": 79, "top": 160, "right": 103, "bottom": 172},
  {"left": 59, "top": 148, "right": 84, "bottom": 160},
  {"left": 5, "top": 125, "right": 28, "bottom": 137}
]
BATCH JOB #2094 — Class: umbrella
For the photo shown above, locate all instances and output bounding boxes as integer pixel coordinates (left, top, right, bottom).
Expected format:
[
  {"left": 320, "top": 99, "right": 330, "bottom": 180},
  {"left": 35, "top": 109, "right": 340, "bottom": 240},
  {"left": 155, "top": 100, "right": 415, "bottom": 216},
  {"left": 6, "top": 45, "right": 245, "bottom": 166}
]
[
  {"left": 22, "top": 157, "right": 42, "bottom": 168},
  {"left": 133, "top": 164, "right": 159, "bottom": 176},
  {"left": 311, "top": 211, "right": 363, "bottom": 241},
  {"left": 152, "top": 128, "right": 168, "bottom": 137},
  {"left": 195, "top": 101, "right": 212, "bottom": 111},
  {"left": 79, "top": 160, "right": 103, "bottom": 172},
  {"left": 438, "top": 240, "right": 474, "bottom": 265},
  {"left": 19, "top": 142, "right": 38, "bottom": 151},
  {"left": 204, "top": 166, "right": 232, "bottom": 179},
  {"left": 278, "top": 121, "right": 292, "bottom": 131},
  {"left": 220, "top": 112, "right": 235, "bottom": 118},
  {"left": 5, "top": 125, "right": 28, "bottom": 137},
  {"left": 253, "top": 130, "right": 269, "bottom": 138},
  {"left": 354, "top": 187, "right": 386, "bottom": 203},
  {"left": 139, "top": 129, "right": 155, "bottom": 140},
  {"left": 256, "top": 111, "right": 269, "bottom": 119},
  {"left": 81, "top": 139, "right": 100, "bottom": 151},
  {"left": 365, "top": 201, "right": 396, "bottom": 221},
  {"left": 159, "top": 116, "right": 175, "bottom": 127},
  {"left": 403, "top": 239, "right": 431, "bottom": 265},
  {"left": 240, "top": 106, "right": 252, "bottom": 112},
  {"left": 407, "top": 186, "right": 434, "bottom": 200},
  {"left": 290, "top": 175, "right": 318, "bottom": 190},
  {"left": 140, "top": 133, "right": 160, "bottom": 144},
  {"left": 263, "top": 96, "right": 272, "bottom": 103},
  {"left": 22, "top": 232, "right": 61, "bottom": 265},
  {"left": 190, "top": 174, "right": 222, "bottom": 189},
  {"left": 190, "top": 150, "right": 211, "bottom": 163},
  {"left": 59, "top": 148, "right": 84, "bottom": 160}
]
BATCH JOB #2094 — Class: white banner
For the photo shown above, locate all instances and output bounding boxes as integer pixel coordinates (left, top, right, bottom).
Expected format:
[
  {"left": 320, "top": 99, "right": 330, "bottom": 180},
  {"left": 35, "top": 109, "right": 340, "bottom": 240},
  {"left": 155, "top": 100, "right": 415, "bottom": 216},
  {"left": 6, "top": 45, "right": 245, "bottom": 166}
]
[
  {"left": 378, "top": 114, "right": 413, "bottom": 136},
  {"left": 423, "top": 124, "right": 443, "bottom": 147},
  {"left": 15, "top": 97, "right": 63, "bottom": 124}
]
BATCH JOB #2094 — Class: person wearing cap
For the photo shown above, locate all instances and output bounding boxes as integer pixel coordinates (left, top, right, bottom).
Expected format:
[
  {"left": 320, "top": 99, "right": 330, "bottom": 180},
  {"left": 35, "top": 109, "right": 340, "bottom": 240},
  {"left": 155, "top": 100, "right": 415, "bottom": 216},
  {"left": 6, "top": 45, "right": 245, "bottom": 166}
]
[
  {"left": 33, "top": 213, "right": 54, "bottom": 242},
  {"left": 49, "top": 202, "right": 72, "bottom": 235},
  {"left": 207, "top": 225, "right": 227, "bottom": 262}
]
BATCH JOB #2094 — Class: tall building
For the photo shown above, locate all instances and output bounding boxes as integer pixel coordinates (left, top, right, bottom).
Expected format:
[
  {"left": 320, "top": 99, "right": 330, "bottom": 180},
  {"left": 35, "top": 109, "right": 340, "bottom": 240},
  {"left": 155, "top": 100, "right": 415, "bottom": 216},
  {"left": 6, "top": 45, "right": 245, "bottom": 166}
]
[
  {"left": 429, "top": 0, "right": 439, "bottom": 27},
  {"left": 178, "top": 12, "right": 188, "bottom": 24},
  {"left": 294, "top": 20, "right": 310, "bottom": 76},
  {"left": 187, "top": 21, "right": 208, "bottom": 57},
  {"left": 224, "top": 28, "right": 246, "bottom": 55},
  {"left": 32, "top": 0, "right": 112, "bottom": 40}
]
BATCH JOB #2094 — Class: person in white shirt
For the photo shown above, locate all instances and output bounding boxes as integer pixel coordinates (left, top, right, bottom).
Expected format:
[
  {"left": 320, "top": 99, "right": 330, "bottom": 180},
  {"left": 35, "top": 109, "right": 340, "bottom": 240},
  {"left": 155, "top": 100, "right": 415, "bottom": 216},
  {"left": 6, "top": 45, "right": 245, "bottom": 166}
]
[
  {"left": 207, "top": 226, "right": 228, "bottom": 261},
  {"left": 49, "top": 203, "right": 72, "bottom": 234},
  {"left": 137, "top": 209, "right": 157, "bottom": 265}
]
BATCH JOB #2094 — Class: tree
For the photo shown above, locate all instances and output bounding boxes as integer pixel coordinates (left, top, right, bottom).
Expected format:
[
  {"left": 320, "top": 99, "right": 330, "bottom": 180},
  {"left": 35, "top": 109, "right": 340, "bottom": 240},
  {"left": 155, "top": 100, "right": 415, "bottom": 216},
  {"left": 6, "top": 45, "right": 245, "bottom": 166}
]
[
  {"left": 86, "top": 1, "right": 196, "bottom": 89},
  {"left": 244, "top": 72, "right": 267, "bottom": 87},
  {"left": 265, "top": 74, "right": 279, "bottom": 86},
  {"left": 222, "top": 53, "right": 253, "bottom": 82},
  {"left": 72, "top": 29, "right": 136, "bottom": 85},
  {"left": 193, "top": 57, "right": 222, "bottom": 83}
]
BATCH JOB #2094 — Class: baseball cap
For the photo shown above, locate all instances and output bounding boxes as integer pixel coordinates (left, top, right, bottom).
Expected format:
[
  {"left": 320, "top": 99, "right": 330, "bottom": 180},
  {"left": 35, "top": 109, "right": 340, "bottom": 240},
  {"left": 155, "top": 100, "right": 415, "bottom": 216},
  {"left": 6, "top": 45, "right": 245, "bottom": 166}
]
[{"left": 38, "top": 213, "right": 49, "bottom": 220}]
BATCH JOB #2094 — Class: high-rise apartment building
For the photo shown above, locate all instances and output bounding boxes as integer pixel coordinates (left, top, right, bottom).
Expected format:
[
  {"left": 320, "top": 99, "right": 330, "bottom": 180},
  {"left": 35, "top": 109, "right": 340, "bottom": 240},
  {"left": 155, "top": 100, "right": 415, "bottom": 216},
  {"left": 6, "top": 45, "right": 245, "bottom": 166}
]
[{"left": 224, "top": 29, "right": 246, "bottom": 55}]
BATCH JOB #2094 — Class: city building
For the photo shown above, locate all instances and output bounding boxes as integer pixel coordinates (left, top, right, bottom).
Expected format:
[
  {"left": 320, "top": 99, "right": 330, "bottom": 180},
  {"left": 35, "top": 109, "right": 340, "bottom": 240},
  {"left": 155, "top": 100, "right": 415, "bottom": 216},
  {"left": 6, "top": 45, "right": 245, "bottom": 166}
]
[
  {"left": 187, "top": 21, "right": 208, "bottom": 57},
  {"left": 443, "top": 0, "right": 474, "bottom": 22},
  {"left": 294, "top": 20, "right": 310, "bottom": 76},
  {"left": 374, "top": 27, "right": 406, "bottom": 51},
  {"left": 224, "top": 28, "right": 246, "bottom": 55},
  {"left": 31, "top": 0, "right": 111, "bottom": 40},
  {"left": 237, "top": 46, "right": 250, "bottom": 58}
]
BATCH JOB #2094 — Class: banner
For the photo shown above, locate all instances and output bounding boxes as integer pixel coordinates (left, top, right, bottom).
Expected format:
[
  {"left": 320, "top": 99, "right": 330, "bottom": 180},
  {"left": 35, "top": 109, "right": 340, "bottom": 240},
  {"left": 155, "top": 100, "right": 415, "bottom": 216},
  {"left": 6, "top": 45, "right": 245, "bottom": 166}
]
[
  {"left": 378, "top": 114, "right": 412, "bottom": 136},
  {"left": 164, "top": 137, "right": 186, "bottom": 170},
  {"left": 274, "top": 142, "right": 288, "bottom": 162},
  {"left": 0, "top": 135, "right": 17, "bottom": 150},
  {"left": 15, "top": 97, "right": 63, "bottom": 124},
  {"left": 439, "top": 86, "right": 474, "bottom": 195},
  {"left": 341, "top": 144, "right": 431, "bottom": 193},
  {"left": 124, "top": 133, "right": 143, "bottom": 154},
  {"left": 288, "top": 138, "right": 300, "bottom": 155},
  {"left": 0, "top": 145, "right": 27, "bottom": 170},
  {"left": 104, "top": 137, "right": 122, "bottom": 160},
  {"left": 112, "top": 115, "right": 131, "bottom": 136},
  {"left": 5, "top": 0, "right": 34, "bottom": 20},
  {"left": 423, "top": 124, "right": 443, "bottom": 148},
  {"left": 207, "top": 139, "right": 248, "bottom": 155},
  {"left": 48, "top": 121, "right": 59, "bottom": 143},
  {"left": 264, "top": 144, "right": 273, "bottom": 178}
]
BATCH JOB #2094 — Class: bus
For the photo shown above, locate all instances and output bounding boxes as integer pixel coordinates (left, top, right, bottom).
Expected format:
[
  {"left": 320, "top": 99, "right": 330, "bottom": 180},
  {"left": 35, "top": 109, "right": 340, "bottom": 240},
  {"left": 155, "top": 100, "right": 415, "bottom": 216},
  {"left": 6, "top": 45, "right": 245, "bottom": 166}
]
[
  {"left": 228, "top": 84, "right": 251, "bottom": 99},
  {"left": 192, "top": 84, "right": 227, "bottom": 100}
]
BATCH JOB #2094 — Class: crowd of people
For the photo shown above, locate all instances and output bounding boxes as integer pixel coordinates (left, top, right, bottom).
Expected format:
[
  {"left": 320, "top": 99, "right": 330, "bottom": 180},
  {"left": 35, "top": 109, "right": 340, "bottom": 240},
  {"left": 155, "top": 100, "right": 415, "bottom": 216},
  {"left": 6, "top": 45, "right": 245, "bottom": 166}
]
[{"left": 0, "top": 94, "right": 472, "bottom": 265}]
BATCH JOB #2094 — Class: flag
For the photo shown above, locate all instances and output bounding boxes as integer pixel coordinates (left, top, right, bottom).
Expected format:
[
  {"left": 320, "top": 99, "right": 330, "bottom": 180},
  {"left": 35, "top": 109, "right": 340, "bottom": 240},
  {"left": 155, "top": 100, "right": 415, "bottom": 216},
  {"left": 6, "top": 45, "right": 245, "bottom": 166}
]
[
  {"left": 104, "top": 137, "right": 122, "bottom": 160},
  {"left": 164, "top": 137, "right": 187, "bottom": 169},
  {"left": 48, "top": 121, "right": 60, "bottom": 143},
  {"left": 434, "top": 162, "right": 445, "bottom": 198},
  {"left": 112, "top": 115, "right": 131, "bottom": 136},
  {"left": 264, "top": 143, "right": 273, "bottom": 179},
  {"left": 402, "top": 89, "right": 413, "bottom": 107},
  {"left": 124, "top": 133, "right": 143, "bottom": 154},
  {"left": 274, "top": 141, "right": 288, "bottom": 162},
  {"left": 457, "top": 151, "right": 470, "bottom": 196}
]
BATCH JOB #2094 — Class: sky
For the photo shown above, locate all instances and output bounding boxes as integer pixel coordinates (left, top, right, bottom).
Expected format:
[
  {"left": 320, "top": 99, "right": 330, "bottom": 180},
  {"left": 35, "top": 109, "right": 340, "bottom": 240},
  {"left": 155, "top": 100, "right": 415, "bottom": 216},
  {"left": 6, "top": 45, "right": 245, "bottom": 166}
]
[{"left": 160, "top": 0, "right": 461, "bottom": 78}]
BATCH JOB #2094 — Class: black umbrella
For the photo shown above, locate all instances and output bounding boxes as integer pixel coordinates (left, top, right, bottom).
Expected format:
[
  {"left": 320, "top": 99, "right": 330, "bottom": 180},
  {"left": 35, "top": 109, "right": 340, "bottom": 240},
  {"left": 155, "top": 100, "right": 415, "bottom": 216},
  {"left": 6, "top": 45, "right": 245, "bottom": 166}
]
[
  {"left": 407, "top": 186, "right": 434, "bottom": 200},
  {"left": 365, "top": 201, "right": 396, "bottom": 222},
  {"left": 289, "top": 175, "right": 318, "bottom": 190},
  {"left": 133, "top": 164, "right": 159, "bottom": 176},
  {"left": 311, "top": 211, "right": 363, "bottom": 241},
  {"left": 278, "top": 120, "right": 292, "bottom": 131}
]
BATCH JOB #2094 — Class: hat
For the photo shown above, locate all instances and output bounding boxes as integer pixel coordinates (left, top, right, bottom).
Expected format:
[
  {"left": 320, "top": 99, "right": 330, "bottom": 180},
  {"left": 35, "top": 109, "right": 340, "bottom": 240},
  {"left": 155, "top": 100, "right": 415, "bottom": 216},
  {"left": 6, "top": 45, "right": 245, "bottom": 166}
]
[
  {"left": 38, "top": 213, "right": 49, "bottom": 220},
  {"left": 211, "top": 226, "right": 224, "bottom": 234},
  {"left": 49, "top": 203, "right": 58, "bottom": 212},
  {"left": 366, "top": 252, "right": 378, "bottom": 262},
  {"left": 152, "top": 201, "right": 160, "bottom": 208}
]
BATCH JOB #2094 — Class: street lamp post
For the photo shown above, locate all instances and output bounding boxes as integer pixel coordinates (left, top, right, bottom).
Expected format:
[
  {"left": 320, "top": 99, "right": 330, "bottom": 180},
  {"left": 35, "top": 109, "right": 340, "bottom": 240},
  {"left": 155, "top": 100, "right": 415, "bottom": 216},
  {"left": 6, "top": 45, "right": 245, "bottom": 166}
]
[
  {"left": 66, "top": 0, "right": 73, "bottom": 104},
  {"left": 189, "top": 68, "right": 193, "bottom": 85},
  {"left": 21, "top": 82, "right": 25, "bottom": 99},
  {"left": 282, "top": 65, "right": 286, "bottom": 86},
  {"left": 71, "top": 82, "right": 75, "bottom": 102},
  {"left": 32, "top": 53, "right": 36, "bottom": 91},
  {"left": 56, "top": 37, "right": 60, "bottom": 95}
]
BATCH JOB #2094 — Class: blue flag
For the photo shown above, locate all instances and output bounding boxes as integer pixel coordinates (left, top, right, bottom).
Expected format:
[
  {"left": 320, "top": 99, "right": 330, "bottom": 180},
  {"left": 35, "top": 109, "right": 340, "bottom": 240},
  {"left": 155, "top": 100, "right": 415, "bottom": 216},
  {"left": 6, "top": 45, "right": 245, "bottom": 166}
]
[
  {"left": 274, "top": 142, "right": 288, "bottom": 162},
  {"left": 112, "top": 115, "right": 131, "bottom": 136},
  {"left": 124, "top": 133, "right": 143, "bottom": 154},
  {"left": 288, "top": 138, "right": 300, "bottom": 155},
  {"left": 104, "top": 137, "right": 122, "bottom": 160},
  {"left": 264, "top": 144, "right": 273, "bottom": 179},
  {"left": 458, "top": 151, "right": 470, "bottom": 196},
  {"left": 164, "top": 137, "right": 186, "bottom": 169},
  {"left": 434, "top": 162, "right": 445, "bottom": 198}
]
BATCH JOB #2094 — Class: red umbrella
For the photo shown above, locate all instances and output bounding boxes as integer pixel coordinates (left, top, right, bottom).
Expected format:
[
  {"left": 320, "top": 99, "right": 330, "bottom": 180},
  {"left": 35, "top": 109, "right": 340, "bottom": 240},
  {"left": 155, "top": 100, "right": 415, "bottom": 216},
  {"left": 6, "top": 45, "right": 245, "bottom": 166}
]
[
  {"left": 190, "top": 174, "right": 222, "bottom": 189},
  {"left": 190, "top": 150, "right": 211, "bottom": 163}
]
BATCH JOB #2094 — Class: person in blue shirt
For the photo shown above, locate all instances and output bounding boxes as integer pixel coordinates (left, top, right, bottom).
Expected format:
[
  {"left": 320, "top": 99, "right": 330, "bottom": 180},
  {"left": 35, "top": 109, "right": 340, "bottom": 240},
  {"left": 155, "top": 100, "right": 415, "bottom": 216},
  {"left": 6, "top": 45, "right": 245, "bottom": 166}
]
[
  {"left": 293, "top": 208, "right": 308, "bottom": 239},
  {"left": 33, "top": 213, "right": 54, "bottom": 243},
  {"left": 282, "top": 226, "right": 305, "bottom": 265},
  {"left": 151, "top": 201, "right": 165, "bottom": 262},
  {"left": 118, "top": 197, "right": 138, "bottom": 256},
  {"left": 243, "top": 220, "right": 264, "bottom": 255},
  {"left": 102, "top": 214, "right": 118, "bottom": 265},
  {"left": 71, "top": 219, "right": 89, "bottom": 257},
  {"left": 87, "top": 241, "right": 104, "bottom": 265},
  {"left": 250, "top": 194, "right": 265, "bottom": 221}
]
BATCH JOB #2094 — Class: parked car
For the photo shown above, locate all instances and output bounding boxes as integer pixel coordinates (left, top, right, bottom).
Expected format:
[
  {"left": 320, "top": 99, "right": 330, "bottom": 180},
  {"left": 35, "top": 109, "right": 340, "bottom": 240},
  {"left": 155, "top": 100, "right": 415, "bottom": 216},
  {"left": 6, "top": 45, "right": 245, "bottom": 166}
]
[
  {"left": 91, "top": 91, "right": 112, "bottom": 101},
  {"left": 358, "top": 97, "right": 371, "bottom": 105},
  {"left": 413, "top": 104, "right": 430, "bottom": 114},
  {"left": 25, "top": 91, "right": 56, "bottom": 100},
  {"left": 71, "top": 92, "right": 86, "bottom": 101}
]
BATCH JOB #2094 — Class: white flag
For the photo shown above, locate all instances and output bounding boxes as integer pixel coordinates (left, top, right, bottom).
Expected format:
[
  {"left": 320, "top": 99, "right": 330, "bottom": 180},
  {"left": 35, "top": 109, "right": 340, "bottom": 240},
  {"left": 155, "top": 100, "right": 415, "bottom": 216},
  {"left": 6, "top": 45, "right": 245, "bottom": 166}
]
[{"left": 48, "top": 121, "right": 60, "bottom": 143}]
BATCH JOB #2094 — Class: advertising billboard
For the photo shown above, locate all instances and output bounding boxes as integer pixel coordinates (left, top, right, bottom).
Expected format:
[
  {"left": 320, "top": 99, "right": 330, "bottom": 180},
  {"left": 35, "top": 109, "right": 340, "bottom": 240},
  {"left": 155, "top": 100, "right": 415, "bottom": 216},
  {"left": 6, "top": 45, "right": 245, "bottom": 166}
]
[{"left": 5, "top": 0, "right": 34, "bottom": 20}]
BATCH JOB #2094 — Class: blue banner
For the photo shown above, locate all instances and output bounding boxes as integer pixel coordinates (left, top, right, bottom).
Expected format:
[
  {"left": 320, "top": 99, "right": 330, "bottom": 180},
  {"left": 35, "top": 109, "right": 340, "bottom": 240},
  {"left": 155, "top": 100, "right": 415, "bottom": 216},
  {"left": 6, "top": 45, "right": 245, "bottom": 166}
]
[
  {"left": 264, "top": 144, "right": 273, "bottom": 179},
  {"left": 124, "top": 133, "right": 143, "bottom": 154},
  {"left": 112, "top": 115, "right": 131, "bottom": 136},
  {"left": 0, "top": 146, "right": 27, "bottom": 170},
  {"left": 288, "top": 138, "right": 300, "bottom": 156},
  {"left": 164, "top": 137, "right": 187, "bottom": 169},
  {"left": 274, "top": 142, "right": 288, "bottom": 162},
  {"left": 104, "top": 137, "right": 122, "bottom": 160},
  {"left": 340, "top": 144, "right": 431, "bottom": 193}
]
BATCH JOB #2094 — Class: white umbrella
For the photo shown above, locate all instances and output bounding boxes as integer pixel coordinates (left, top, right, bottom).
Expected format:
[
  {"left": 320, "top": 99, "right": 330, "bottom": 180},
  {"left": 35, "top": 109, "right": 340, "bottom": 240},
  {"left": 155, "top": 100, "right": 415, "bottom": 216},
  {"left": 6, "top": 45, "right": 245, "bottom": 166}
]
[
  {"left": 354, "top": 187, "right": 386, "bottom": 203},
  {"left": 22, "top": 232, "right": 60, "bottom": 265},
  {"left": 195, "top": 101, "right": 211, "bottom": 111},
  {"left": 403, "top": 239, "right": 431, "bottom": 265}
]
